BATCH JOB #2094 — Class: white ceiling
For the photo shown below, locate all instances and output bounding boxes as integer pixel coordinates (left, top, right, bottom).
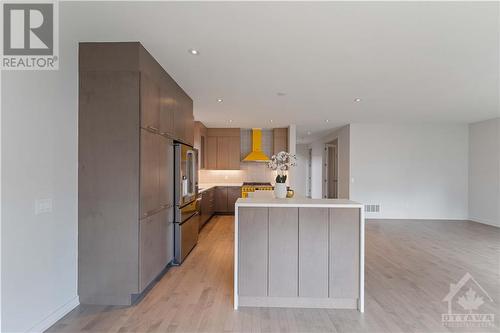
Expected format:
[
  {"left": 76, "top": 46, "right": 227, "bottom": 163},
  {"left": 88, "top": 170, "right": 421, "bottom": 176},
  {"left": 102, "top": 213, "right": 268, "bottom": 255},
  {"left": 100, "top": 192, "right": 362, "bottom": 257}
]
[{"left": 63, "top": 1, "right": 499, "bottom": 142}]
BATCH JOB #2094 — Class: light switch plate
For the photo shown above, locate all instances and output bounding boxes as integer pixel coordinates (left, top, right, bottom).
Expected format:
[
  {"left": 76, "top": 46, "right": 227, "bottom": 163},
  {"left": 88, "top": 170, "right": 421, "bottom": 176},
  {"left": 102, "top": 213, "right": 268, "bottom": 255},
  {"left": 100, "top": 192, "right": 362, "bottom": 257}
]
[{"left": 35, "top": 198, "right": 52, "bottom": 215}]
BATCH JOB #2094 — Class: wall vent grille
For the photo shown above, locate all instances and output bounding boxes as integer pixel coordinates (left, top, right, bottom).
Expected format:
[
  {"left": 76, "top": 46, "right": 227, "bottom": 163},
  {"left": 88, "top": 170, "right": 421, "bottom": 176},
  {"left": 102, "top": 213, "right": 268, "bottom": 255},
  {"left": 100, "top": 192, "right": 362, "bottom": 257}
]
[{"left": 365, "top": 204, "right": 380, "bottom": 213}]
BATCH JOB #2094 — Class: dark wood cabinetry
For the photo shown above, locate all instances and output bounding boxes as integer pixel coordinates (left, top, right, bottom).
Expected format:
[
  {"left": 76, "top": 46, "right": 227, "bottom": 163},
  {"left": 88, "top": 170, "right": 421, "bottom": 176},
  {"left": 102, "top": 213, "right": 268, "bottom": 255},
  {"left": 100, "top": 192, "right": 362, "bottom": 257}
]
[
  {"left": 206, "top": 128, "right": 241, "bottom": 170},
  {"left": 227, "top": 187, "right": 241, "bottom": 213},
  {"left": 140, "top": 129, "right": 160, "bottom": 218},
  {"left": 200, "top": 188, "right": 215, "bottom": 228},
  {"left": 194, "top": 121, "right": 208, "bottom": 170},
  {"left": 159, "top": 84, "right": 175, "bottom": 137},
  {"left": 215, "top": 186, "right": 228, "bottom": 212},
  {"left": 214, "top": 186, "right": 241, "bottom": 213},
  {"left": 79, "top": 42, "right": 193, "bottom": 306},
  {"left": 140, "top": 73, "right": 161, "bottom": 132},
  {"left": 273, "top": 128, "right": 288, "bottom": 154},
  {"left": 139, "top": 208, "right": 168, "bottom": 291}
]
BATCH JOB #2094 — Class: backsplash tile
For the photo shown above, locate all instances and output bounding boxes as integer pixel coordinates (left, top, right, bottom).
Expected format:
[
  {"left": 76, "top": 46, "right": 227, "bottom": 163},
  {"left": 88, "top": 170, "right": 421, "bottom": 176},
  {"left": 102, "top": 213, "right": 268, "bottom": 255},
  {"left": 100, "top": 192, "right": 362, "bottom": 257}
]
[{"left": 199, "top": 162, "right": 276, "bottom": 184}]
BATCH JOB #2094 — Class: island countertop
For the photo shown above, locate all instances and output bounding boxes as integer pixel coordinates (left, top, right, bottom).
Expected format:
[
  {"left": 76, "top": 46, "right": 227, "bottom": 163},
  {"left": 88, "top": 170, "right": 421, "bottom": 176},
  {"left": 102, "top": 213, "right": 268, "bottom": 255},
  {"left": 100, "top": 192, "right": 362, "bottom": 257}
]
[{"left": 236, "top": 197, "right": 363, "bottom": 208}]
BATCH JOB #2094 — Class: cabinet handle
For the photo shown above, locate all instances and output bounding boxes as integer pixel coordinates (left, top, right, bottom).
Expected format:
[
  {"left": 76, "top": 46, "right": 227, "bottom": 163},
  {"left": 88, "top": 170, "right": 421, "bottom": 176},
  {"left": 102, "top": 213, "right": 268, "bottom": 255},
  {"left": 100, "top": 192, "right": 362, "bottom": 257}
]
[{"left": 147, "top": 126, "right": 159, "bottom": 132}]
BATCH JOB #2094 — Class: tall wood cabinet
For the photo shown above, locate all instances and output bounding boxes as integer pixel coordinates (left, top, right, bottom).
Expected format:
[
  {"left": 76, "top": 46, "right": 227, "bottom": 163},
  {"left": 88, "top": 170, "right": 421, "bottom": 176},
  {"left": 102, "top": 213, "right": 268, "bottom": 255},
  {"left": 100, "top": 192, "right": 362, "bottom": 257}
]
[
  {"left": 79, "top": 42, "right": 193, "bottom": 305},
  {"left": 273, "top": 128, "right": 288, "bottom": 154}
]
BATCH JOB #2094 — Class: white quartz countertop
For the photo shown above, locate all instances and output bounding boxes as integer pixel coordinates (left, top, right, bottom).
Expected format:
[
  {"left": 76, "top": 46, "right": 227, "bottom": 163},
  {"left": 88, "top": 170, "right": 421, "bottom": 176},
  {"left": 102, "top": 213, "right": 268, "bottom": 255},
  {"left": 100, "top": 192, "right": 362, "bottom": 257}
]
[
  {"left": 236, "top": 197, "right": 363, "bottom": 208},
  {"left": 199, "top": 183, "right": 243, "bottom": 192}
]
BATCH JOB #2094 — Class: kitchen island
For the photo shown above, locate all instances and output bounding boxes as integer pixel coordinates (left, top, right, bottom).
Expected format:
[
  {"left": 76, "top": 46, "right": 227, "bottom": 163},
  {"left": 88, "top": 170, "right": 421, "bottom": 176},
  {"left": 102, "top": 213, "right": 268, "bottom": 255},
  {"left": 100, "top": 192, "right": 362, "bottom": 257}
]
[{"left": 234, "top": 197, "right": 364, "bottom": 312}]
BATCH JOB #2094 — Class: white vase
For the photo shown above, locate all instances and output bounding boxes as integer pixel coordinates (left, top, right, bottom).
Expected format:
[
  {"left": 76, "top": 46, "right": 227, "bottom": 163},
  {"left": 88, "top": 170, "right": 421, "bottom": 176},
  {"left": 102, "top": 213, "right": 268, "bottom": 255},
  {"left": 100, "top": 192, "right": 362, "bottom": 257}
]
[{"left": 274, "top": 183, "right": 287, "bottom": 199}]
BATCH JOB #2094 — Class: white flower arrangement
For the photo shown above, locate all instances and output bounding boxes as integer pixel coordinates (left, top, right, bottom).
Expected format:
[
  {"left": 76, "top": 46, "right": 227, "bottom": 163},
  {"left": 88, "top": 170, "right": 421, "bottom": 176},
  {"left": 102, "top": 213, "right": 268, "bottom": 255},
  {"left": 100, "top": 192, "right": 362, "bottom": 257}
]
[{"left": 267, "top": 151, "right": 297, "bottom": 183}]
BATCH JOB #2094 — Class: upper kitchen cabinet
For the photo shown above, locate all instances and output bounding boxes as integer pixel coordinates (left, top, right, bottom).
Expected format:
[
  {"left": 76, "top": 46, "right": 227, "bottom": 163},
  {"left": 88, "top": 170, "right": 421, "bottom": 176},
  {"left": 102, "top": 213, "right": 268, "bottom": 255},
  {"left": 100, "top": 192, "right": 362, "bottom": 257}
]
[
  {"left": 140, "top": 74, "right": 160, "bottom": 132},
  {"left": 174, "top": 90, "right": 194, "bottom": 146},
  {"left": 273, "top": 128, "right": 288, "bottom": 155},
  {"left": 194, "top": 121, "right": 208, "bottom": 169},
  {"left": 158, "top": 80, "right": 175, "bottom": 137},
  {"left": 206, "top": 128, "right": 241, "bottom": 170}
]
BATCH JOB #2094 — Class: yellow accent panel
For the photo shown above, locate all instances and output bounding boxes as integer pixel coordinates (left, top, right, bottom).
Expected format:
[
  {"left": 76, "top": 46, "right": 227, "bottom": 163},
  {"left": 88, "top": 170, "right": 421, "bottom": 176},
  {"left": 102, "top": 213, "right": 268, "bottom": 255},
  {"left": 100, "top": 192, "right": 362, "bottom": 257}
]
[{"left": 243, "top": 128, "right": 270, "bottom": 161}]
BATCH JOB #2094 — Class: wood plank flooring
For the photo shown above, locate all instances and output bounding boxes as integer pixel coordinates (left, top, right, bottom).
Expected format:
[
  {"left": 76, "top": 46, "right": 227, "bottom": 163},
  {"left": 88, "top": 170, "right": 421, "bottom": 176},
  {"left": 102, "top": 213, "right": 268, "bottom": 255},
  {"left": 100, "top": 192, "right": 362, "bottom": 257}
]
[{"left": 47, "top": 217, "right": 500, "bottom": 333}]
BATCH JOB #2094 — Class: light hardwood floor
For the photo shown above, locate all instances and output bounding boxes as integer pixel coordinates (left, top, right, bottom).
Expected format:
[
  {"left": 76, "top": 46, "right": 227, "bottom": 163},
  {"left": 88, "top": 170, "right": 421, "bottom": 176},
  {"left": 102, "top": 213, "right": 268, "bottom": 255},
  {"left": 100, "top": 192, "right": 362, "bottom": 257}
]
[{"left": 47, "top": 217, "right": 500, "bottom": 333}]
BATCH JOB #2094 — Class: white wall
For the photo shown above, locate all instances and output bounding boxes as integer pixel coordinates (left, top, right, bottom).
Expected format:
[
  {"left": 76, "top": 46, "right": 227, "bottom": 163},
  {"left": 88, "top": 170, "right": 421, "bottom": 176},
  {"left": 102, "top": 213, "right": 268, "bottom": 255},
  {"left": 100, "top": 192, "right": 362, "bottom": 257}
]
[
  {"left": 295, "top": 144, "right": 309, "bottom": 197},
  {"left": 1, "top": 19, "right": 79, "bottom": 333},
  {"left": 309, "top": 125, "right": 350, "bottom": 199},
  {"left": 350, "top": 123, "right": 469, "bottom": 220},
  {"left": 468, "top": 118, "right": 500, "bottom": 226}
]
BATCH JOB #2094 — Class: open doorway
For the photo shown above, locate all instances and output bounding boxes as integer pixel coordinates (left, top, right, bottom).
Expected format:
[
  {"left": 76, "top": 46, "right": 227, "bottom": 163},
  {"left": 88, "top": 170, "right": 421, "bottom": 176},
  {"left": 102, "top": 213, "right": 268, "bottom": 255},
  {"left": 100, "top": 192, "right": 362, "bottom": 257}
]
[
  {"left": 324, "top": 140, "right": 338, "bottom": 199},
  {"left": 306, "top": 148, "right": 312, "bottom": 198}
]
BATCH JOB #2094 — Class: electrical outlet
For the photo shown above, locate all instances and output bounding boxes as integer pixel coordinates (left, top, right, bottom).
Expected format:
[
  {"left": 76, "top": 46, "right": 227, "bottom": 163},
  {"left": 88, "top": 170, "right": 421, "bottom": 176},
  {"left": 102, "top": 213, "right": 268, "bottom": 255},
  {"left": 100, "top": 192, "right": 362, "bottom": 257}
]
[{"left": 35, "top": 198, "right": 52, "bottom": 215}]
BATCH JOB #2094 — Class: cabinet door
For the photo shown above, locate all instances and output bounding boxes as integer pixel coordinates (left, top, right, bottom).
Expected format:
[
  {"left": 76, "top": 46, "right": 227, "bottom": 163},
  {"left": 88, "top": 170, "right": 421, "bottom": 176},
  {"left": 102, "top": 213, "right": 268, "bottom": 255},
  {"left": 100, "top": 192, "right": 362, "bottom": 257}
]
[
  {"left": 227, "top": 137, "right": 241, "bottom": 170},
  {"left": 140, "top": 73, "right": 160, "bottom": 132},
  {"left": 269, "top": 207, "right": 299, "bottom": 297},
  {"left": 140, "top": 129, "right": 160, "bottom": 218},
  {"left": 329, "top": 208, "right": 360, "bottom": 298},
  {"left": 159, "top": 136, "right": 173, "bottom": 207},
  {"left": 238, "top": 207, "right": 269, "bottom": 296},
  {"left": 216, "top": 137, "right": 230, "bottom": 170},
  {"left": 206, "top": 137, "right": 217, "bottom": 169},
  {"left": 208, "top": 189, "right": 215, "bottom": 216},
  {"left": 273, "top": 128, "right": 288, "bottom": 155},
  {"left": 139, "top": 208, "right": 168, "bottom": 291},
  {"left": 199, "top": 192, "right": 209, "bottom": 228},
  {"left": 159, "top": 83, "right": 175, "bottom": 137},
  {"left": 184, "top": 98, "right": 194, "bottom": 146},
  {"left": 173, "top": 89, "right": 185, "bottom": 142},
  {"left": 299, "top": 208, "right": 329, "bottom": 298},
  {"left": 227, "top": 187, "right": 241, "bottom": 213},
  {"left": 166, "top": 207, "right": 174, "bottom": 264},
  {"left": 215, "top": 186, "right": 228, "bottom": 212}
]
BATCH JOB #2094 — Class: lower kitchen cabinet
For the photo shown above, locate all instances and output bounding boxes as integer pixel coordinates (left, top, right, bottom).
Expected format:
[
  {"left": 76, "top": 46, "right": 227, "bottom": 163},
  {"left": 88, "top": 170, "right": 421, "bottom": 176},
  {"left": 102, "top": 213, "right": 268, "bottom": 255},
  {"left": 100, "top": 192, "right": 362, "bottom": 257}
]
[
  {"left": 202, "top": 186, "right": 241, "bottom": 217},
  {"left": 215, "top": 186, "right": 242, "bottom": 213},
  {"left": 215, "top": 186, "right": 228, "bottom": 212},
  {"left": 139, "top": 208, "right": 169, "bottom": 292},
  {"left": 227, "top": 187, "right": 241, "bottom": 213},
  {"left": 200, "top": 188, "right": 215, "bottom": 228}
]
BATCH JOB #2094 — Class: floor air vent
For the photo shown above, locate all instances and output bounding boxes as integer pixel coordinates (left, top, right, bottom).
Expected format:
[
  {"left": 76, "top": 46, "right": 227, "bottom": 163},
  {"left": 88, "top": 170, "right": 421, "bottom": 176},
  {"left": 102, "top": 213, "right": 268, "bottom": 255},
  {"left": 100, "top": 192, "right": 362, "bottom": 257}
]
[{"left": 365, "top": 204, "right": 380, "bottom": 213}]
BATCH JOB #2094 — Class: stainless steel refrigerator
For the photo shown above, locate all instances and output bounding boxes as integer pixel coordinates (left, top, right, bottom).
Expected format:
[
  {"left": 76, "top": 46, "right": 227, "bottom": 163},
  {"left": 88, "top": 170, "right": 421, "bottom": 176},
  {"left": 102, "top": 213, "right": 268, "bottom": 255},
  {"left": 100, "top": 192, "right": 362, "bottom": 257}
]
[{"left": 173, "top": 142, "right": 200, "bottom": 264}]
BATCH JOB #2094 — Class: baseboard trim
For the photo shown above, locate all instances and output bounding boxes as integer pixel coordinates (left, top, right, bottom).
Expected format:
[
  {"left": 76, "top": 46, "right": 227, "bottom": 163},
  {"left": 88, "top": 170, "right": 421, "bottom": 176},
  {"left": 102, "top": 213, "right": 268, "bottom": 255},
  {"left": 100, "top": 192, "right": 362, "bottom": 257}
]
[
  {"left": 469, "top": 217, "right": 500, "bottom": 228},
  {"left": 238, "top": 296, "right": 357, "bottom": 309},
  {"left": 28, "top": 296, "right": 79, "bottom": 333}
]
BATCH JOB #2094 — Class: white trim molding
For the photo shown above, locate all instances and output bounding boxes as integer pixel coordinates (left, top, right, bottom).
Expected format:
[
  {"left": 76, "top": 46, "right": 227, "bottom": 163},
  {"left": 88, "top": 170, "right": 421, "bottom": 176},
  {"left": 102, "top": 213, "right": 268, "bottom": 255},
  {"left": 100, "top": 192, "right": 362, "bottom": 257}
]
[{"left": 27, "top": 296, "right": 79, "bottom": 333}]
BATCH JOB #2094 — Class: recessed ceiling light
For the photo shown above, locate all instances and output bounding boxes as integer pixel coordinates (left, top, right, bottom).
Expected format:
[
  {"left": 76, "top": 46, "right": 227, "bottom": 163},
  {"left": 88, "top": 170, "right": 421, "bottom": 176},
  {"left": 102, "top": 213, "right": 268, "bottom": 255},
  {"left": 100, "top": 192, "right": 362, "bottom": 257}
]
[
  {"left": 325, "top": 119, "right": 329, "bottom": 123},
  {"left": 228, "top": 119, "right": 233, "bottom": 123},
  {"left": 307, "top": 131, "right": 311, "bottom": 135},
  {"left": 277, "top": 92, "right": 286, "bottom": 96},
  {"left": 188, "top": 49, "right": 199, "bottom": 55},
  {"left": 217, "top": 98, "right": 223, "bottom": 103},
  {"left": 270, "top": 119, "right": 274, "bottom": 123},
  {"left": 354, "top": 98, "right": 362, "bottom": 102}
]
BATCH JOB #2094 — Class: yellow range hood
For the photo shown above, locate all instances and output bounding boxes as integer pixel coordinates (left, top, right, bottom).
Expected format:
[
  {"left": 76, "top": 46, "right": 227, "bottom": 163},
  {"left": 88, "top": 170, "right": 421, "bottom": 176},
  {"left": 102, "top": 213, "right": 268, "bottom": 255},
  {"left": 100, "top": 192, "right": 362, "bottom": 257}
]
[{"left": 243, "top": 128, "right": 270, "bottom": 162}]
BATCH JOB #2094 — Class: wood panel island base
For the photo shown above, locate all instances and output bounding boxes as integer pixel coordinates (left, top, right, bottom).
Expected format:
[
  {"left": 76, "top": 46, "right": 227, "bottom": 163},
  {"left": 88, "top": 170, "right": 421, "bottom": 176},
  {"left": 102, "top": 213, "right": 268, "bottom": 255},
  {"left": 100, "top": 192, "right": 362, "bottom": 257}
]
[{"left": 234, "top": 198, "right": 365, "bottom": 312}]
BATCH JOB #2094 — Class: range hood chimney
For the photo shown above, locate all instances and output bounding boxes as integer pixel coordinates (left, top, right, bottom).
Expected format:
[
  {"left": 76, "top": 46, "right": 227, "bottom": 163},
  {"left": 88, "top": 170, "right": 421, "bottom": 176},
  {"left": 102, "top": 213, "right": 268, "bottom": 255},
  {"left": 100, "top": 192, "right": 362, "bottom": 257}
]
[{"left": 243, "top": 128, "right": 270, "bottom": 162}]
